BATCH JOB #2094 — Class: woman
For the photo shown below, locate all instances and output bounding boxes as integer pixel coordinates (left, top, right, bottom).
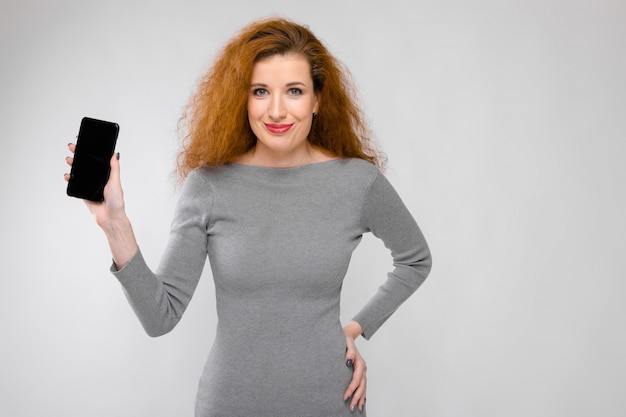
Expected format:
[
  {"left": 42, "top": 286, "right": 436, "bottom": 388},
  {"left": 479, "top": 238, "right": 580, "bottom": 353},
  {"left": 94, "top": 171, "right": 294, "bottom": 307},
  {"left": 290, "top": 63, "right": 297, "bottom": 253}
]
[{"left": 65, "top": 17, "right": 431, "bottom": 416}]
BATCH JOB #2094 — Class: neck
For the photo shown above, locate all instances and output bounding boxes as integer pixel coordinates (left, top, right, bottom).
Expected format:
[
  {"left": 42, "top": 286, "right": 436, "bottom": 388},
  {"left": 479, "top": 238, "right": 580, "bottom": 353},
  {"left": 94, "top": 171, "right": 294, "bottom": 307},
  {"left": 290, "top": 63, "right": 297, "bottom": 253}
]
[{"left": 237, "top": 143, "right": 333, "bottom": 168}]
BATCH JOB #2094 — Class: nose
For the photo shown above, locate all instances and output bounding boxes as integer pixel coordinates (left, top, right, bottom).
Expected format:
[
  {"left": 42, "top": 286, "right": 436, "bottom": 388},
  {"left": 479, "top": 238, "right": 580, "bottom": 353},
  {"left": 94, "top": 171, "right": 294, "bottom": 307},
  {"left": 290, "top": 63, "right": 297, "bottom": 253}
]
[{"left": 268, "top": 94, "right": 287, "bottom": 120}]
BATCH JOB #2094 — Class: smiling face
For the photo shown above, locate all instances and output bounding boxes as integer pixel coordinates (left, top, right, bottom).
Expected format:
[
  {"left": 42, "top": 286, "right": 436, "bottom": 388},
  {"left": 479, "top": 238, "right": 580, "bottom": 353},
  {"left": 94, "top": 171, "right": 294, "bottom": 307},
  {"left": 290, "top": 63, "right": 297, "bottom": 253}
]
[{"left": 246, "top": 53, "right": 320, "bottom": 165}]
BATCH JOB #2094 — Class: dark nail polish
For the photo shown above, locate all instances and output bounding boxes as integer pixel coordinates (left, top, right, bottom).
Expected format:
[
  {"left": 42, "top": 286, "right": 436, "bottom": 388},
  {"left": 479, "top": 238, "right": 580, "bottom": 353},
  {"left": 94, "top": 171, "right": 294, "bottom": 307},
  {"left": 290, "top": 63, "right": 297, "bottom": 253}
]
[
  {"left": 346, "top": 358, "right": 353, "bottom": 367},
  {"left": 116, "top": 152, "right": 120, "bottom": 160},
  {"left": 345, "top": 396, "right": 351, "bottom": 403}
]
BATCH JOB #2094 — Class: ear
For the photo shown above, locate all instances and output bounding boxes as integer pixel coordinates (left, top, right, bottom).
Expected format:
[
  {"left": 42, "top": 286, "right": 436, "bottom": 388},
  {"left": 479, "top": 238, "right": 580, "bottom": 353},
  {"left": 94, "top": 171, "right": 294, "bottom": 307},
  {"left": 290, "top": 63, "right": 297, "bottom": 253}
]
[{"left": 313, "top": 93, "right": 320, "bottom": 115}]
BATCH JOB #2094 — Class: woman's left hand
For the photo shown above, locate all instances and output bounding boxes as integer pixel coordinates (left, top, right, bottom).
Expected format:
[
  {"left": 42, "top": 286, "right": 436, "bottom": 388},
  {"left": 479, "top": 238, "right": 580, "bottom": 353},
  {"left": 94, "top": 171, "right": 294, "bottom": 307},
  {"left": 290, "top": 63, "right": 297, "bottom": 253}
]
[{"left": 343, "top": 321, "right": 367, "bottom": 412}]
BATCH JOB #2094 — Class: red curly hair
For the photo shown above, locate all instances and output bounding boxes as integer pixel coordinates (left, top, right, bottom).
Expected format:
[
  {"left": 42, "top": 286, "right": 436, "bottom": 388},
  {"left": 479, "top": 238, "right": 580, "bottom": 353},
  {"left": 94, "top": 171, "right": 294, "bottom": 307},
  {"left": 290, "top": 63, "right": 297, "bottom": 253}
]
[{"left": 177, "top": 17, "right": 385, "bottom": 178}]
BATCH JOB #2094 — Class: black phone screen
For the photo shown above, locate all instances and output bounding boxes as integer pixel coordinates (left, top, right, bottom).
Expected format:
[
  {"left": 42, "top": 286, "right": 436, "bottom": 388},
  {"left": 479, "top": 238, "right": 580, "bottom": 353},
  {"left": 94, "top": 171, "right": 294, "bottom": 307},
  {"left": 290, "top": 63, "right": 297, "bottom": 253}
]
[{"left": 66, "top": 117, "right": 119, "bottom": 202}]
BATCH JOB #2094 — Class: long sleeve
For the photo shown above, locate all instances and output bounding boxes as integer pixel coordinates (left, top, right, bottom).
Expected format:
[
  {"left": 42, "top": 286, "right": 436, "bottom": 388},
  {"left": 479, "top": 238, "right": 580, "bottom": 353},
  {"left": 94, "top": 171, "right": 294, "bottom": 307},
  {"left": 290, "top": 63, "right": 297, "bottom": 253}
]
[
  {"left": 111, "top": 170, "right": 213, "bottom": 337},
  {"left": 352, "top": 170, "right": 432, "bottom": 340}
]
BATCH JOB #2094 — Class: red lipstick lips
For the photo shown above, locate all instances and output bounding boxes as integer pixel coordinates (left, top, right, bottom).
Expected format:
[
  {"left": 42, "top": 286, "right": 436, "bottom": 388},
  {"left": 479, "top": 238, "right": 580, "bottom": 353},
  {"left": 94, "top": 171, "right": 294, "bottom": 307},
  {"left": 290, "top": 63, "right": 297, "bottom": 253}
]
[{"left": 265, "top": 123, "right": 294, "bottom": 134}]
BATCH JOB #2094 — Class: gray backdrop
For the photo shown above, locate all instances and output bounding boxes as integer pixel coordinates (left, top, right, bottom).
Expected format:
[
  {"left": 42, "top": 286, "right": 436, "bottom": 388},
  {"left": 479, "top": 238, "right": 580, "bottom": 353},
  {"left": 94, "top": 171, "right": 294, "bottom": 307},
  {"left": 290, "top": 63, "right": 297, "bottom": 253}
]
[{"left": 1, "top": 0, "right": 625, "bottom": 416}]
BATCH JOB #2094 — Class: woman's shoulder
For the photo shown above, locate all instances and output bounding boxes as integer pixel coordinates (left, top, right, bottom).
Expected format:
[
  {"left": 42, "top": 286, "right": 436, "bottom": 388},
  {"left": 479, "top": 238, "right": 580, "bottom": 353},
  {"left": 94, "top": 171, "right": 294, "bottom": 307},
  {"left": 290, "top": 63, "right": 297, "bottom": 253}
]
[
  {"left": 187, "top": 165, "right": 236, "bottom": 182},
  {"left": 339, "top": 157, "right": 379, "bottom": 172},
  {"left": 335, "top": 157, "right": 381, "bottom": 183},
  {"left": 177, "top": 166, "right": 226, "bottom": 198}
]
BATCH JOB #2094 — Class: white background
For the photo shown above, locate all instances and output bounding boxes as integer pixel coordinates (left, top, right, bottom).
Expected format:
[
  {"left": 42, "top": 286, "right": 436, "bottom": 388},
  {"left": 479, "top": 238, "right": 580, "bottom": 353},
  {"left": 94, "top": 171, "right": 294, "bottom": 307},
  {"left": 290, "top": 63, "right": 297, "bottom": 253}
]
[{"left": 1, "top": 0, "right": 625, "bottom": 416}]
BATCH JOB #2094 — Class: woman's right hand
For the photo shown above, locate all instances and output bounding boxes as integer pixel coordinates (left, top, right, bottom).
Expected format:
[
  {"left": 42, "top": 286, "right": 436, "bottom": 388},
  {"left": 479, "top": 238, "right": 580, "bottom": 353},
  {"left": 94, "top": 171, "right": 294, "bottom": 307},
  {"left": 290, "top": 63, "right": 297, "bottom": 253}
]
[{"left": 65, "top": 143, "right": 138, "bottom": 269}]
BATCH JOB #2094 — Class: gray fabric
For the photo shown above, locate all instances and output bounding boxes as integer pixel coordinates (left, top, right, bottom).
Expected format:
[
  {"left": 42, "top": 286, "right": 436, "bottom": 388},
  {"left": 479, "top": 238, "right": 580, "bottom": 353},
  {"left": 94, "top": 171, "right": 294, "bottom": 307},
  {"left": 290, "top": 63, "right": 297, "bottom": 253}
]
[{"left": 112, "top": 158, "right": 431, "bottom": 416}]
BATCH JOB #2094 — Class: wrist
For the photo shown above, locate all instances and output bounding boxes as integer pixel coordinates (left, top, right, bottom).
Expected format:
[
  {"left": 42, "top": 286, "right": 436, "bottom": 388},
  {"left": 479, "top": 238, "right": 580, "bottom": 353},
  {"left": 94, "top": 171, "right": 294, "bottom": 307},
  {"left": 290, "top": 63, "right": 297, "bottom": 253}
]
[
  {"left": 343, "top": 320, "right": 363, "bottom": 340},
  {"left": 101, "top": 215, "right": 130, "bottom": 233},
  {"left": 101, "top": 217, "right": 133, "bottom": 244}
]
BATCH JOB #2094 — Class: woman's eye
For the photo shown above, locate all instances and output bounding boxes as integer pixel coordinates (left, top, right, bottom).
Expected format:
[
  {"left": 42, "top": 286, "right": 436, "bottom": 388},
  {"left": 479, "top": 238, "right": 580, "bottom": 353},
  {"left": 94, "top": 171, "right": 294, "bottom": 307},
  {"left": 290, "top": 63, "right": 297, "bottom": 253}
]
[
  {"left": 253, "top": 88, "right": 268, "bottom": 96},
  {"left": 288, "top": 88, "right": 302, "bottom": 95}
]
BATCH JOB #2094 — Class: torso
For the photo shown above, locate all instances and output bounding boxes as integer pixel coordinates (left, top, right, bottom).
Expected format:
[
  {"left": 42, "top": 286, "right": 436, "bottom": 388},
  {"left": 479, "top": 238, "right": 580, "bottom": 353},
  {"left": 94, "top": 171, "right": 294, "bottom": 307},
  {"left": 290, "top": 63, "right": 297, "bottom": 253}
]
[{"left": 194, "top": 158, "right": 376, "bottom": 416}]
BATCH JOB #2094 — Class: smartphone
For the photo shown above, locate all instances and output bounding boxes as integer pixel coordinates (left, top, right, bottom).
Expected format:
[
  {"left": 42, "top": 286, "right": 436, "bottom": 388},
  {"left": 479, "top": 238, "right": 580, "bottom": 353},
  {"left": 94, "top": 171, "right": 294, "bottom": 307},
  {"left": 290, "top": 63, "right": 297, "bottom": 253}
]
[{"left": 66, "top": 117, "right": 119, "bottom": 202}]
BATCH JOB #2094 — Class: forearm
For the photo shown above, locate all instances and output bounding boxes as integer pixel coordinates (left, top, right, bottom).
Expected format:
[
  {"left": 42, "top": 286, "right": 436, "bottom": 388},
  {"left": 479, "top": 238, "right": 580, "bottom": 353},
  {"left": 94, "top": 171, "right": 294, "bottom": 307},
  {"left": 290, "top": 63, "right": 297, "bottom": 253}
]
[{"left": 101, "top": 215, "right": 139, "bottom": 270}]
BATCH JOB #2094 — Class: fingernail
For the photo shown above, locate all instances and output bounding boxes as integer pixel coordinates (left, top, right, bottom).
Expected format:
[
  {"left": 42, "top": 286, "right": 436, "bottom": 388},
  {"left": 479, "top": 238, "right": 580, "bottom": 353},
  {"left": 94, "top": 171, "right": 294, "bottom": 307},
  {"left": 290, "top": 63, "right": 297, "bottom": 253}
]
[
  {"left": 116, "top": 152, "right": 120, "bottom": 160},
  {"left": 345, "top": 396, "right": 351, "bottom": 403},
  {"left": 351, "top": 404, "right": 356, "bottom": 412},
  {"left": 346, "top": 358, "right": 353, "bottom": 367}
]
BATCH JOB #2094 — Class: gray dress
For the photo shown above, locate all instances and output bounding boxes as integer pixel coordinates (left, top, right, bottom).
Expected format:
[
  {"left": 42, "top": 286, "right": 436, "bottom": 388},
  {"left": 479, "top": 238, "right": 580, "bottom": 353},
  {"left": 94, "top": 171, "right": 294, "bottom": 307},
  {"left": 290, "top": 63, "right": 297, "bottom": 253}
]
[{"left": 112, "top": 158, "right": 431, "bottom": 416}]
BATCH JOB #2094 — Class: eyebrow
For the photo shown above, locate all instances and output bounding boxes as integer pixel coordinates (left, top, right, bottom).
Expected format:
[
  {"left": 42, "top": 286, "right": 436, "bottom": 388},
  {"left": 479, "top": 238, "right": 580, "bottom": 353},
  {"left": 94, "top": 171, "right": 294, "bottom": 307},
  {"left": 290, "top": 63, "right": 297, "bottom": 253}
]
[{"left": 250, "top": 81, "right": 308, "bottom": 88}]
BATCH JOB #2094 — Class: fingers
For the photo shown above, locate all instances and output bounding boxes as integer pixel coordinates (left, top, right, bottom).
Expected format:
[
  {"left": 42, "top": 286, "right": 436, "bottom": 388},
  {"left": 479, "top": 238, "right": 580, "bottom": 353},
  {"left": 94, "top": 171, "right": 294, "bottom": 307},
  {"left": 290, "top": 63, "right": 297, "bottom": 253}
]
[
  {"left": 344, "top": 355, "right": 367, "bottom": 412},
  {"left": 64, "top": 142, "right": 120, "bottom": 184},
  {"left": 343, "top": 337, "right": 367, "bottom": 412},
  {"left": 344, "top": 375, "right": 367, "bottom": 412},
  {"left": 64, "top": 143, "right": 75, "bottom": 182},
  {"left": 345, "top": 341, "right": 355, "bottom": 368},
  {"left": 351, "top": 375, "right": 367, "bottom": 412},
  {"left": 107, "top": 151, "right": 121, "bottom": 187},
  {"left": 358, "top": 394, "right": 367, "bottom": 412},
  {"left": 343, "top": 338, "right": 357, "bottom": 399}
]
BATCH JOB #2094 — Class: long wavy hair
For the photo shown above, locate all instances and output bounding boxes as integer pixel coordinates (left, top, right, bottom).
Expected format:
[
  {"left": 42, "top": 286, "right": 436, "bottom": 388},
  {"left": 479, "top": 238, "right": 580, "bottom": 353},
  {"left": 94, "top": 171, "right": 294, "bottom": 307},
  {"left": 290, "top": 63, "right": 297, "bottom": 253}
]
[{"left": 177, "top": 17, "right": 385, "bottom": 178}]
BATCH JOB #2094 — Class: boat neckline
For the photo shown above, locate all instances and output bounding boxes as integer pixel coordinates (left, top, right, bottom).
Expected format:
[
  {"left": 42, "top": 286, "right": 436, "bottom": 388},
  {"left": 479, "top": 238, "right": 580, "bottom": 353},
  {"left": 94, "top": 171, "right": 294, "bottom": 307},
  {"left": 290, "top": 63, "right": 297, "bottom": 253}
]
[{"left": 227, "top": 158, "right": 346, "bottom": 171}]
